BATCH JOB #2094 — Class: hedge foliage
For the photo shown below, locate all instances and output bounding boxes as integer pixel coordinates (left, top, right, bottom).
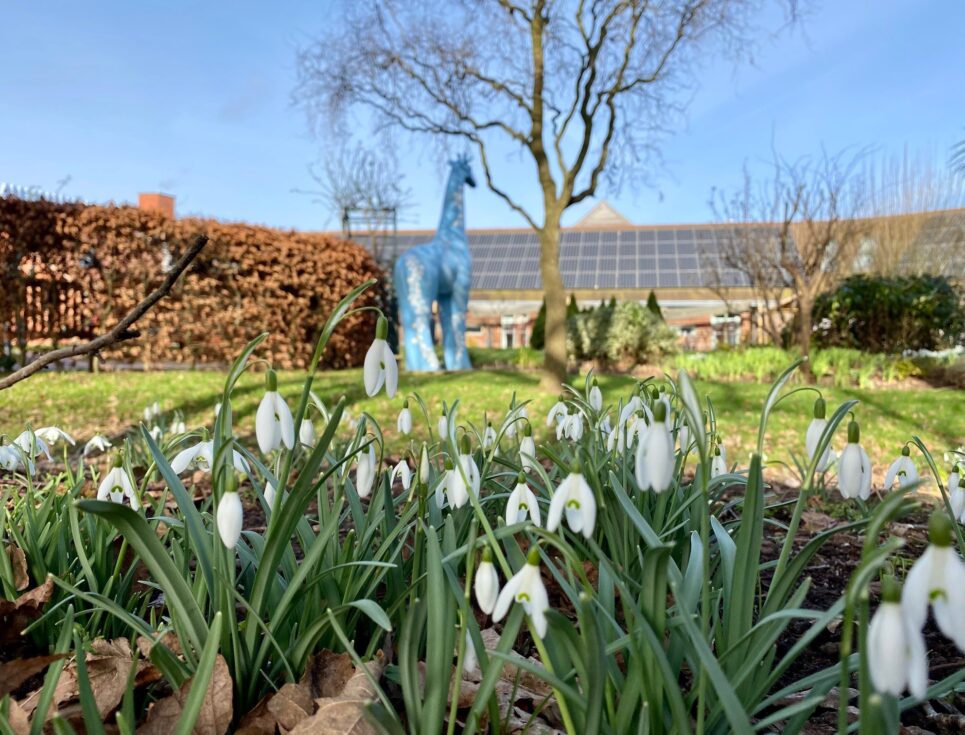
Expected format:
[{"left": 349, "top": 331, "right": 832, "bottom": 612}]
[
  {"left": 567, "top": 300, "right": 677, "bottom": 367},
  {"left": 0, "top": 196, "right": 385, "bottom": 369},
  {"left": 811, "top": 274, "right": 965, "bottom": 354}
]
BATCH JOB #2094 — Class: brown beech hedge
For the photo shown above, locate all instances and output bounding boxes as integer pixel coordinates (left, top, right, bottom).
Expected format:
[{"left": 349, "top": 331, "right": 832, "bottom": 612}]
[{"left": 0, "top": 196, "right": 386, "bottom": 369}]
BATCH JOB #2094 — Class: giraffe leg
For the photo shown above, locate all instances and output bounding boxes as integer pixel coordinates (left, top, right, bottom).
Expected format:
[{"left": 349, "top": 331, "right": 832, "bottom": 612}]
[
  {"left": 395, "top": 255, "right": 440, "bottom": 372},
  {"left": 445, "top": 275, "right": 472, "bottom": 370},
  {"left": 439, "top": 296, "right": 459, "bottom": 370}
]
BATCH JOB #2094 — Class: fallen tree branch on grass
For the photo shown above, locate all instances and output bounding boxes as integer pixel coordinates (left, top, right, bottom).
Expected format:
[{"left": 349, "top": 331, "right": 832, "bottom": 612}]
[{"left": 0, "top": 233, "right": 209, "bottom": 391}]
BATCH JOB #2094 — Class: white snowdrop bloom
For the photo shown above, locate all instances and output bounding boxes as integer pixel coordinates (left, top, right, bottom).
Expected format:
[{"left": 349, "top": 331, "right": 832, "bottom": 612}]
[
  {"left": 884, "top": 446, "right": 920, "bottom": 490},
  {"left": 170, "top": 420, "right": 187, "bottom": 435},
  {"left": 97, "top": 458, "right": 139, "bottom": 510},
  {"left": 589, "top": 381, "right": 603, "bottom": 412},
  {"left": 419, "top": 442, "right": 431, "bottom": 485},
  {"left": 618, "top": 395, "right": 642, "bottom": 429},
  {"left": 805, "top": 398, "right": 832, "bottom": 472},
  {"left": 555, "top": 410, "right": 568, "bottom": 441},
  {"left": 519, "top": 427, "right": 538, "bottom": 473},
  {"left": 635, "top": 402, "right": 674, "bottom": 494},
  {"left": 214, "top": 402, "right": 222, "bottom": 418},
  {"left": 438, "top": 412, "right": 449, "bottom": 440},
  {"left": 493, "top": 549, "right": 550, "bottom": 639},
  {"left": 546, "top": 396, "right": 567, "bottom": 426},
  {"left": 711, "top": 448, "right": 727, "bottom": 479},
  {"left": 170, "top": 439, "right": 249, "bottom": 475},
  {"left": 458, "top": 436, "right": 481, "bottom": 497},
  {"left": 547, "top": 463, "right": 596, "bottom": 538},
  {"left": 14, "top": 430, "right": 51, "bottom": 460},
  {"left": 506, "top": 473, "right": 541, "bottom": 526},
  {"left": 256, "top": 370, "right": 295, "bottom": 454},
  {"left": 444, "top": 457, "right": 468, "bottom": 509},
  {"left": 483, "top": 423, "right": 497, "bottom": 450},
  {"left": 838, "top": 420, "right": 872, "bottom": 500},
  {"left": 462, "top": 629, "right": 478, "bottom": 674},
  {"left": 0, "top": 444, "right": 34, "bottom": 475},
  {"left": 397, "top": 401, "right": 413, "bottom": 435},
  {"left": 656, "top": 391, "right": 672, "bottom": 428},
  {"left": 868, "top": 577, "right": 928, "bottom": 699},
  {"left": 143, "top": 402, "right": 161, "bottom": 422},
  {"left": 599, "top": 414, "right": 612, "bottom": 435},
  {"left": 363, "top": 316, "right": 398, "bottom": 398},
  {"left": 35, "top": 426, "right": 75, "bottom": 447},
  {"left": 606, "top": 427, "right": 618, "bottom": 453},
  {"left": 504, "top": 404, "right": 528, "bottom": 438},
  {"left": 355, "top": 445, "right": 377, "bottom": 498},
  {"left": 83, "top": 434, "right": 112, "bottom": 457},
  {"left": 560, "top": 412, "right": 583, "bottom": 442},
  {"left": 389, "top": 458, "right": 412, "bottom": 491},
  {"left": 948, "top": 470, "right": 965, "bottom": 522},
  {"left": 902, "top": 511, "right": 965, "bottom": 652},
  {"left": 299, "top": 418, "right": 316, "bottom": 448},
  {"left": 678, "top": 423, "right": 691, "bottom": 456},
  {"left": 264, "top": 481, "right": 277, "bottom": 509},
  {"left": 474, "top": 549, "right": 500, "bottom": 615},
  {"left": 217, "top": 488, "right": 243, "bottom": 549},
  {"left": 149, "top": 426, "right": 163, "bottom": 441}
]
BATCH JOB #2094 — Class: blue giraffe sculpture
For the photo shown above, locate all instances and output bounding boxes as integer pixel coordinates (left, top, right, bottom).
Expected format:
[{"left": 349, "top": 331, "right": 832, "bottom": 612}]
[{"left": 394, "top": 156, "right": 475, "bottom": 371}]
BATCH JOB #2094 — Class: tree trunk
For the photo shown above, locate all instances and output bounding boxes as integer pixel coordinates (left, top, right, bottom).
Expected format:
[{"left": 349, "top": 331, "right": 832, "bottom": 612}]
[
  {"left": 539, "top": 222, "right": 567, "bottom": 387},
  {"left": 797, "top": 293, "right": 814, "bottom": 381}
]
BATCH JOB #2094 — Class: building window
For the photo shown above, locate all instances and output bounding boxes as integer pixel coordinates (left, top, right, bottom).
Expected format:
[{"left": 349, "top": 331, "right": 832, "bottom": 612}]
[{"left": 710, "top": 315, "right": 741, "bottom": 348}]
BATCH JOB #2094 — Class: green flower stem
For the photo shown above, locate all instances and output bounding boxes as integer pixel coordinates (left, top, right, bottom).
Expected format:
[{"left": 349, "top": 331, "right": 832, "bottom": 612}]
[{"left": 530, "top": 625, "right": 578, "bottom": 735}]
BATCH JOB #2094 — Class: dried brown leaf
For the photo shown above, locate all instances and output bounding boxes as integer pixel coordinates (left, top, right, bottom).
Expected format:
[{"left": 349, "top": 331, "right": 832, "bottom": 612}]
[
  {"left": 3, "top": 697, "right": 30, "bottom": 735},
  {"left": 267, "top": 682, "right": 314, "bottom": 730},
  {"left": 137, "top": 654, "right": 232, "bottom": 735},
  {"left": 0, "top": 655, "right": 66, "bottom": 697},
  {"left": 0, "top": 577, "right": 53, "bottom": 643},
  {"left": 300, "top": 649, "right": 355, "bottom": 698},
  {"left": 6, "top": 545, "right": 29, "bottom": 591},
  {"left": 289, "top": 651, "right": 386, "bottom": 735}
]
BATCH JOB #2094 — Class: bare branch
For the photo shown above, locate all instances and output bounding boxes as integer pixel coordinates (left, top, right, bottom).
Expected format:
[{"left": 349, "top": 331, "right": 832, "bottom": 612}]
[{"left": 0, "top": 234, "right": 209, "bottom": 391}]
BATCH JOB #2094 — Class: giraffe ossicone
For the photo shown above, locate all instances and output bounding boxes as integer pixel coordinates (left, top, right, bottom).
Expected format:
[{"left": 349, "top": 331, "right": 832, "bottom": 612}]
[{"left": 394, "top": 155, "right": 476, "bottom": 372}]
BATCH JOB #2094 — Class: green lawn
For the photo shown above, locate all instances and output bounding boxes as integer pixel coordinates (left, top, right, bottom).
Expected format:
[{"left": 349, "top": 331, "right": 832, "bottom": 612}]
[{"left": 1, "top": 366, "right": 962, "bottom": 475}]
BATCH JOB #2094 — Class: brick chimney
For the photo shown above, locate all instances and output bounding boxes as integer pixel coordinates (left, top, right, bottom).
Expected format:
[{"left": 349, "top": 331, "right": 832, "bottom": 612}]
[{"left": 138, "top": 192, "right": 175, "bottom": 218}]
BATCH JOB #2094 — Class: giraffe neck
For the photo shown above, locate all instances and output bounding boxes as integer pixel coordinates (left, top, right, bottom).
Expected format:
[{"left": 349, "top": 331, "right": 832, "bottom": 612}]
[{"left": 437, "top": 172, "right": 467, "bottom": 248}]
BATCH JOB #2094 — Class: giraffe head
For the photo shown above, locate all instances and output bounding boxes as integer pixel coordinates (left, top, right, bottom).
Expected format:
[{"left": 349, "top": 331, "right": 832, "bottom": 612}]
[{"left": 449, "top": 155, "right": 476, "bottom": 188}]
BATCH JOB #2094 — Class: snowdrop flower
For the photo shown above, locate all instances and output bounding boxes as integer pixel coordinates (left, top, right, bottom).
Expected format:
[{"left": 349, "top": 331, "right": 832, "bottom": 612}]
[
  {"left": 355, "top": 444, "right": 377, "bottom": 498},
  {"left": 217, "top": 478, "right": 243, "bottom": 549},
  {"left": 555, "top": 408, "right": 568, "bottom": 441},
  {"left": 562, "top": 412, "right": 584, "bottom": 442},
  {"left": 618, "top": 395, "right": 643, "bottom": 428},
  {"left": 389, "top": 458, "right": 412, "bottom": 491},
  {"left": 264, "top": 480, "right": 277, "bottom": 508},
  {"left": 438, "top": 409, "right": 448, "bottom": 440},
  {"left": 519, "top": 425, "right": 538, "bottom": 473},
  {"left": 902, "top": 511, "right": 965, "bottom": 652},
  {"left": 493, "top": 548, "right": 550, "bottom": 638},
  {"left": 97, "top": 457, "right": 139, "bottom": 510},
  {"left": 35, "top": 426, "right": 75, "bottom": 447},
  {"left": 884, "top": 446, "right": 920, "bottom": 490},
  {"left": 868, "top": 576, "right": 927, "bottom": 698},
  {"left": 149, "top": 426, "right": 163, "bottom": 442},
  {"left": 143, "top": 402, "right": 161, "bottom": 422},
  {"left": 678, "top": 423, "right": 691, "bottom": 457},
  {"left": 711, "top": 446, "right": 727, "bottom": 478},
  {"left": 948, "top": 468, "right": 965, "bottom": 521},
  {"left": 635, "top": 402, "right": 674, "bottom": 493},
  {"left": 256, "top": 370, "right": 295, "bottom": 454},
  {"left": 0, "top": 444, "right": 33, "bottom": 474},
  {"left": 838, "top": 419, "right": 872, "bottom": 500},
  {"left": 655, "top": 389, "right": 672, "bottom": 428},
  {"left": 440, "top": 457, "right": 457, "bottom": 508},
  {"left": 589, "top": 380, "right": 603, "bottom": 412},
  {"left": 805, "top": 397, "right": 832, "bottom": 472},
  {"left": 506, "top": 472, "right": 541, "bottom": 526},
  {"left": 547, "top": 461, "right": 596, "bottom": 538},
  {"left": 14, "top": 430, "right": 50, "bottom": 461},
  {"left": 397, "top": 400, "right": 413, "bottom": 435},
  {"left": 83, "top": 434, "right": 112, "bottom": 457},
  {"left": 299, "top": 418, "right": 316, "bottom": 448},
  {"left": 546, "top": 396, "right": 567, "bottom": 426},
  {"left": 474, "top": 547, "right": 499, "bottom": 615},
  {"left": 418, "top": 442, "right": 431, "bottom": 485},
  {"left": 170, "top": 420, "right": 187, "bottom": 435},
  {"left": 170, "top": 439, "right": 249, "bottom": 475},
  {"left": 363, "top": 316, "right": 397, "bottom": 398},
  {"left": 483, "top": 422, "right": 497, "bottom": 450},
  {"left": 462, "top": 630, "right": 478, "bottom": 674},
  {"left": 446, "top": 436, "right": 480, "bottom": 509},
  {"left": 504, "top": 404, "right": 528, "bottom": 438}
]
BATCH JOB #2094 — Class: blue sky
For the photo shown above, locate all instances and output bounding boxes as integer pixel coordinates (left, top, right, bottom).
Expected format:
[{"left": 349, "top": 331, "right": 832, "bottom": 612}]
[{"left": 1, "top": 1, "right": 962, "bottom": 231}]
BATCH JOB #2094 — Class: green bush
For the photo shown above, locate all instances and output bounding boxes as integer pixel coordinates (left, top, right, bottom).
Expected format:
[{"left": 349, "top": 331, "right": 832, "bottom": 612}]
[
  {"left": 812, "top": 274, "right": 965, "bottom": 353},
  {"left": 530, "top": 300, "right": 546, "bottom": 349},
  {"left": 568, "top": 300, "right": 677, "bottom": 366}
]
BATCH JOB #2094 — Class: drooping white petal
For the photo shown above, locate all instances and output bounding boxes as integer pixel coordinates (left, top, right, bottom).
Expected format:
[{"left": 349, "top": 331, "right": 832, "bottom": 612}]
[
  {"left": 299, "top": 419, "right": 316, "bottom": 448},
  {"left": 397, "top": 408, "right": 412, "bottom": 435},
  {"left": 838, "top": 444, "right": 864, "bottom": 499},
  {"left": 217, "top": 492, "right": 243, "bottom": 549},
  {"left": 272, "top": 393, "right": 295, "bottom": 450},
  {"left": 902, "top": 546, "right": 935, "bottom": 631},
  {"left": 576, "top": 476, "right": 596, "bottom": 538},
  {"left": 363, "top": 339, "right": 386, "bottom": 397},
  {"left": 589, "top": 385, "right": 603, "bottom": 412},
  {"left": 382, "top": 342, "right": 398, "bottom": 398},
  {"left": 256, "top": 393, "right": 281, "bottom": 454},
  {"left": 546, "top": 475, "right": 570, "bottom": 533},
  {"left": 170, "top": 444, "right": 201, "bottom": 474},
  {"left": 492, "top": 571, "right": 523, "bottom": 623},
  {"left": 858, "top": 446, "right": 873, "bottom": 500},
  {"left": 474, "top": 560, "right": 499, "bottom": 615},
  {"left": 519, "top": 436, "right": 537, "bottom": 473},
  {"left": 356, "top": 446, "right": 376, "bottom": 498}
]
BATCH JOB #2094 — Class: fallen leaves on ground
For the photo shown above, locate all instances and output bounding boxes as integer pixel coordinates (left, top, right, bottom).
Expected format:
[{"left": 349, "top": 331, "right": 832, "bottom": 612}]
[
  {"left": 0, "top": 577, "right": 53, "bottom": 644},
  {"left": 0, "top": 655, "right": 66, "bottom": 697},
  {"left": 5, "top": 545, "right": 29, "bottom": 590},
  {"left": 138, "top": 653, "right": 232, "bottom": 735}
]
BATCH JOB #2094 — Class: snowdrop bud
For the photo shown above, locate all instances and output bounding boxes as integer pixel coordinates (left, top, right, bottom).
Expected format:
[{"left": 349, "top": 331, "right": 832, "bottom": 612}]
[
  {"left": 868, "top": 575, "right": 927, "bottom": 699},
  {"left": 264, "top": 481, "right": 277, "bottom": 509},
  {"left": 397, "top": 399, "right": 413, "bottom": 435},
  {"left": 948, "top": 468, "right": 965, "bottom": 521},
  {"left": 356, "top": 445, "right": 376, "bottom": 498},
  {"left": 589, "top": 380, "right": 603, "bottom": 412},
  {"left": 483, "top": 422, "right": 497, "bottom": 450},
  {"left": 635, "top": 401, "right": 674, "bottom": 494},
  {"left": 217, "top": 475, "right": 243, "bottom": 549},
  {"left": 519, "top": 424, "right": 537, "bottom": 474},
  {"left": 474, "top": 547, "right": 500, "bottom": 615},
  {"left": 438, "top": 411, "right": 448, "bottom": 439},
  {"left": 838, "top": 419, "right": 872, "bottom": 500},
  {"left": 805, "top": 398, "right": 832, "bottom": 472},
  {"left": 299, "top": 418, "right": 316, "bottom": 448},
  {"left": 711, "top": 446, "right": 727, "bottom": 478},
  {"left": 363, "top": 317, "right": 398, "bottom": 398},
  {"left": 462, "top": 629, "right": 478, "bottom": 674},
  {"left": 419, "top": 442, "right": 430, "bottom": 484}
]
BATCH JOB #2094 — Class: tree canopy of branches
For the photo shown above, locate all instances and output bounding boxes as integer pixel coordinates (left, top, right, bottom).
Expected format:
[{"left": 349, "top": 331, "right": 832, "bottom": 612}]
[
  {"left": 295, "top": 0, "right": 795, "bottom": 382},
  {"left": 709, "top": 150, "right": 866, "bottom": 373}
]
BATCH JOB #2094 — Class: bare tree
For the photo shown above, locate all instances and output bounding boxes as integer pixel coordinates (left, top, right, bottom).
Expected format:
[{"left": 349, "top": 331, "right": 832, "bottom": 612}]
[
  {"left": 709, "top": 150, "right": 866, "bottom": 376},
  {"left": 294, "top": 0, "right": 797, "bottom": 383},
  {"left": 858, "top": 149, "right": 965, "bottom": 276}
]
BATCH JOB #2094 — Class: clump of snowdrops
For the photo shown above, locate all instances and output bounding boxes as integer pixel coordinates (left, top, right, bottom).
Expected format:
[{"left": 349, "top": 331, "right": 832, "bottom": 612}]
[{"left": 1, "top": 280, "right": 963, "bottom": 734}]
